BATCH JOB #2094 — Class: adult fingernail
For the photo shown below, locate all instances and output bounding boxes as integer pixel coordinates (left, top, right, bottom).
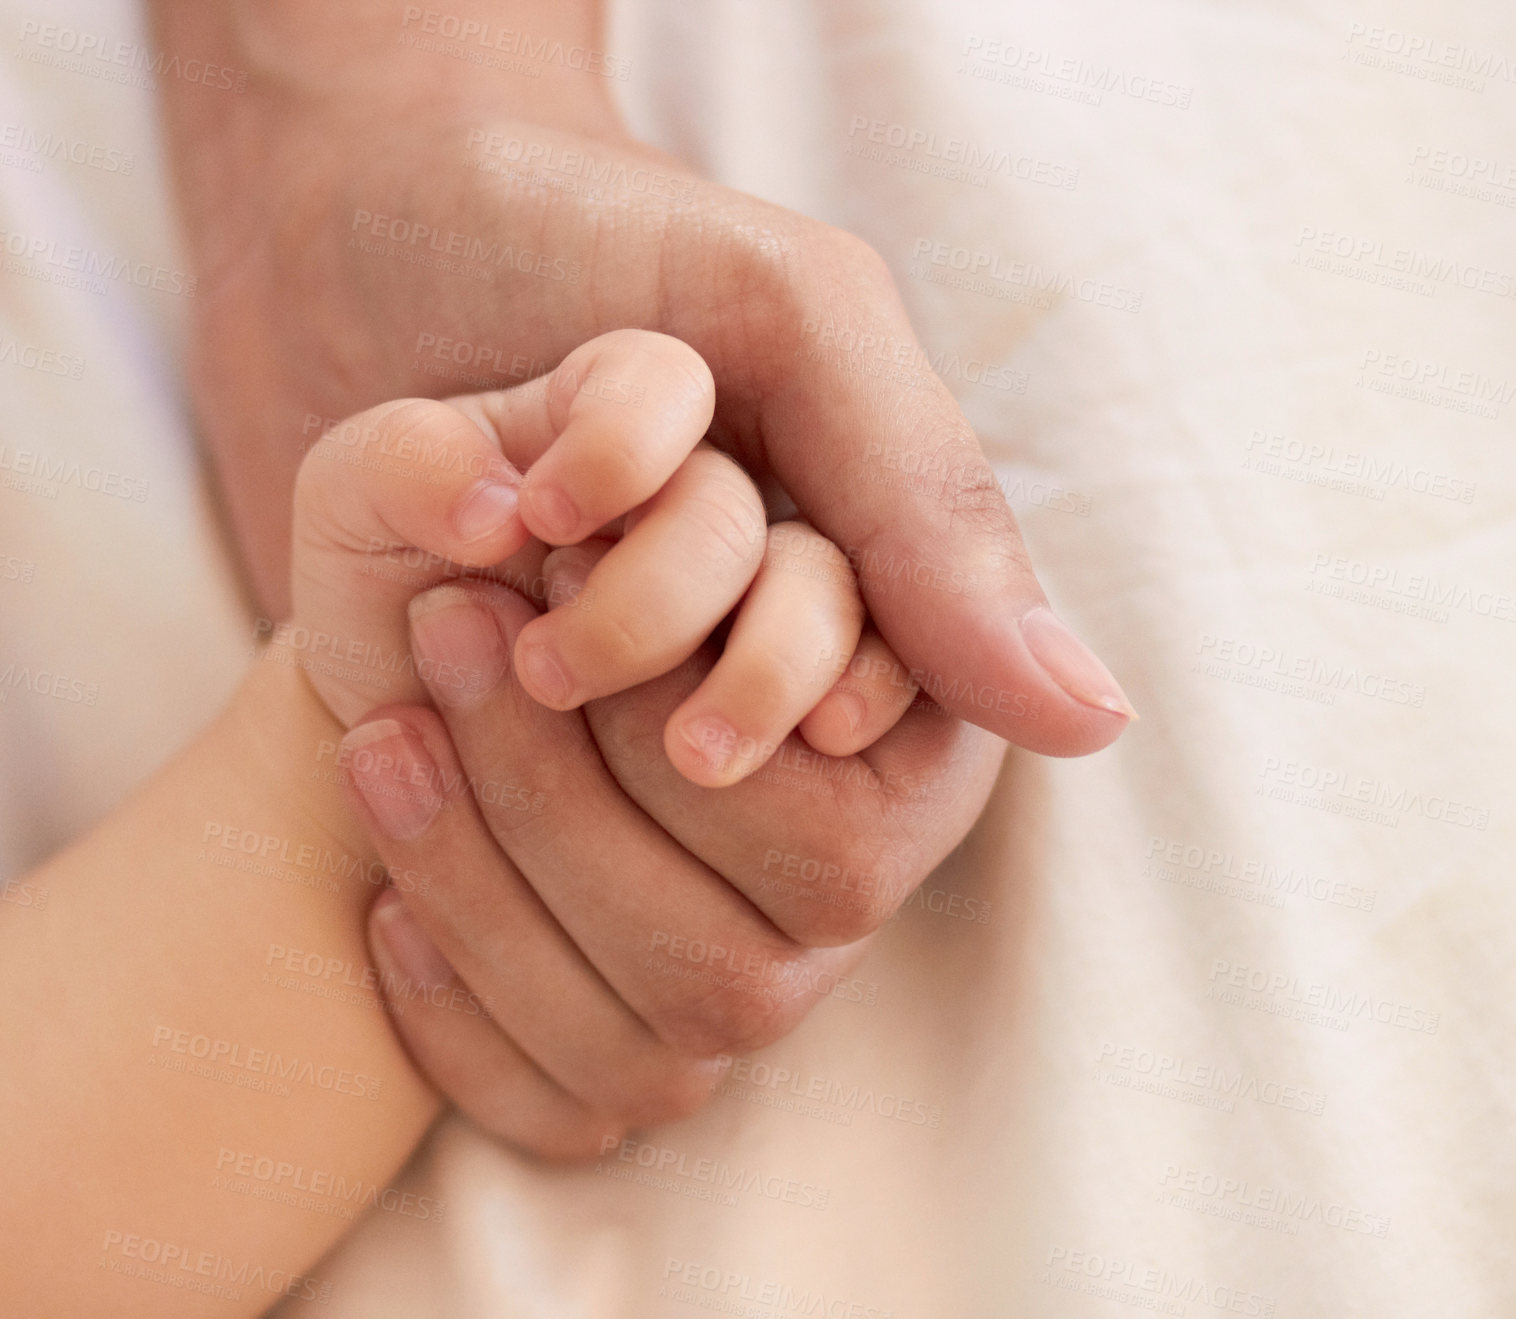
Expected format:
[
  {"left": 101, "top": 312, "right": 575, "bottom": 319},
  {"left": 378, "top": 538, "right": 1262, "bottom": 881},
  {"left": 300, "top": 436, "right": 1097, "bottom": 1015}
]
[
  {"left": 343, "top": 719, "right": 444, "bottom": 840},
  {"left": 1019, "top": 606, "right": 1138, "bottom": 720},
  {"left": 541, "top": 547, "right": 594, "bottom": 610},
  {"left": 371, "top": 889, "right": 455, "bottom": 987},
  {"left": 454, "top": 478, "right": 520, "bottom": 542},
  {"left": 522, "top": 481, "right": 579, "bottom": 542},
  {"left": 409, "top": 586, "right": 508, "bottom": 708},
  {"left": 516, "top": 641, "right": 573, "bottom": 707}
]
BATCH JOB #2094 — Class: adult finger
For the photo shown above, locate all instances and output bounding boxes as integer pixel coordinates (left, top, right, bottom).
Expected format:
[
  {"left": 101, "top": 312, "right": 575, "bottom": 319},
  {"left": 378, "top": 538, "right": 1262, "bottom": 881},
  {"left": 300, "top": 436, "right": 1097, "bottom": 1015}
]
[
  {"left": 585, "top": 648, "right": 1006, "bottom": 947},
  {"left": 367, "top": 890, "right": 624, "bottom": 1162},
  {"left": 276, "top": 137, "right": 1137, "bottom": 755},
  {"left": 339, "top": 712, "right": 722, "bottom": 1126},
  {"left": 404, "top": 578, "right": 865, "bottom": 1053},
  {"left": 686, "top": 218, "right": 1137, "bottom": 756}
]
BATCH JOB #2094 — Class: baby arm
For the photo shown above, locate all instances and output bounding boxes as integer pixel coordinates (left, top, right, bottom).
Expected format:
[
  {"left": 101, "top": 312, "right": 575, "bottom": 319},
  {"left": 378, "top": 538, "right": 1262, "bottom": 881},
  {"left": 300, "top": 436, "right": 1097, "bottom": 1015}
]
[
  {"left": 0, "top": 651, "right": 437, "bottom": 1318},
  {"left": 0, "top": 330, "right": 917, "bottom": 1315}
]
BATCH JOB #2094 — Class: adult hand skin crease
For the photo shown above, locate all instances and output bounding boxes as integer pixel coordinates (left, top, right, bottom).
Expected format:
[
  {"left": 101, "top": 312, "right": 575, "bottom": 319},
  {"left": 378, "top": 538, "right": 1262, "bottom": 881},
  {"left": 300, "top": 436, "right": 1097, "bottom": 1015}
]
[
  {"left": 153, "top": 0, "right": 1135, "bottom": 759},
  {"left": 143, "top": 0, "right": 1134, "bottom": 1157}
]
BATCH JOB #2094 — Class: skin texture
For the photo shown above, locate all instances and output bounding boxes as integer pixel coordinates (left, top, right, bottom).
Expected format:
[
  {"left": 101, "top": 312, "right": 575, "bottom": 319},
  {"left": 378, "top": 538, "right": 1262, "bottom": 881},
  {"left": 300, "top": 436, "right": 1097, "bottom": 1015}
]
[
  {"left": 0, "top": 657, "right": 440, "bottom": 1318},
  {"left": 289, "top": 333, "right": 915, "bottom": 779},
  {"left": 2, "top": 341, "right": 923, "bottom": 1306},
  {"left": 151, "top": 0, "right": 1134, "bottom": 752},
  {"left": 145, "top": 0, "right": 1133, "bottom": 1153},
  {"left": 349, "top": 594, "right": 1004, "bottom": 1151},
  {"left": 0, "top": 2, "right": 1135, "bottom": 1306},
  {"left": 285, "top": 347, "right": 998, "bottom": 1154}
]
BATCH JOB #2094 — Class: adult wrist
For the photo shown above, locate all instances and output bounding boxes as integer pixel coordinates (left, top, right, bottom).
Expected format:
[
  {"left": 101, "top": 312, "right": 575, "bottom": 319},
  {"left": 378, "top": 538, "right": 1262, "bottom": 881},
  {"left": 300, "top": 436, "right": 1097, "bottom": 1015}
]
[{"left": 151, "top": 0, "right": 627, "bottom": 131}]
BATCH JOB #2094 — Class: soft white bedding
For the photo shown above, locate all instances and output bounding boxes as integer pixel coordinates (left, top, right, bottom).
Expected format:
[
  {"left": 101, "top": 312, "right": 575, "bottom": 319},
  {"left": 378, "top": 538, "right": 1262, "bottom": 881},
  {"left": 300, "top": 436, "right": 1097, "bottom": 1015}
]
[{"left": 2, "top": 1, "right": 1511, "bottom": 1315}]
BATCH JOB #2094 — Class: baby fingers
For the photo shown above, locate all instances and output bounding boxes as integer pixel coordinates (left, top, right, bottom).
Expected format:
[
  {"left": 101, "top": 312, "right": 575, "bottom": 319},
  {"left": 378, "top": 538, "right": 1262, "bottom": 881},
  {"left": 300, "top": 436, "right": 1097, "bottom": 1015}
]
[{"left": 512, "top": 447, "right": 768, "bottom": 709}]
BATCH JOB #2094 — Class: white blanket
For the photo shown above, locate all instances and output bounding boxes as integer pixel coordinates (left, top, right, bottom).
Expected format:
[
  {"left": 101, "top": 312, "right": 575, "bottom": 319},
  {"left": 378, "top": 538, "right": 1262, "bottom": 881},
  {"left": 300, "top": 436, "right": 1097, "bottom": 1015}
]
[{"left": 2, "top": 1, "right": 1510, "bottom": 1315}]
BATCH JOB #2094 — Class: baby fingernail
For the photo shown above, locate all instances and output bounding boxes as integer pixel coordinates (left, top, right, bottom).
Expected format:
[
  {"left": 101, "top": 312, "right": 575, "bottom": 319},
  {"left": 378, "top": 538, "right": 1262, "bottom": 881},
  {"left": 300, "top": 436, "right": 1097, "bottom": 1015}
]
[
  {"left": 372, "top": 889, "right": 455, "bottom": 987},
  {"left": 516, "top": 641, "right": 573, "bottom": 707},
  {"left": 1019, "top": 606, "right": 1137, "bottom": 720},
  {"left": 343, "top": 719, "right": 443, "bottom": 840},
  {"left": 522, "top": 482, "right": 579, "bottom": 542},
  {"left": 831, "top": 689, "right": 867, "bottom": 737},
  {"left": 679, "top": 715, "right": 740, "bottom": 775},
  {"left": 454, "top": 478, "right": 520, "bottom": 542},
  {"left": 409, "top": 586, "right": 507, "bottom": 708}
]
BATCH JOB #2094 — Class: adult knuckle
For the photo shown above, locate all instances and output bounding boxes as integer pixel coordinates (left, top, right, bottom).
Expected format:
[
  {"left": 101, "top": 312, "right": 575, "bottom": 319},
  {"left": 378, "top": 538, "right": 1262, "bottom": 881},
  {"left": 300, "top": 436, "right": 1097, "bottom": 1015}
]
[
  {"left": 613, "top": 1058, "right": 719, "bottom": 1127},
  {"left": 724, "top": 208, "right": 807, "bottom": 291},
  {"left": 502, "top": 1109, "right": 624, "bottom": 1165},
  {"left": 907, "top": 414, "right": 1026, "bottom": 553},
  {"left": 728, "top": 208, "right": 891, "bottom": 308},
  {"left": 774, "top": 855, "right": 897, "bottom": 945},
  {"left": 458, "top": 750, "right": 561, "bottom": 845},
  {"left": 764, "top": 827, "right": 916, "bottom": 946},
  {"left": 818, "top": 225, "right": 892, "bottom": 283},
  {"left": 646, "top": 952, "right": 806, "bottom": 1055},
  {"left": 942, "top": 455, "right": 1021, "bottom": 544},
  {"left": 781, "top": 892, "right": 889, "bottom": 947},
  {"left": 527, "top": 1119, "right": 626, "bottom": 1166},
  {"left": 428, "top": 1052, "right": 619, "bottom": 1164},
  {"left": 468, "top": 781, "right": 557, "bottom": 850},
  {"left": 650, "top": 983, "right": 765, "bottom": 1056}
]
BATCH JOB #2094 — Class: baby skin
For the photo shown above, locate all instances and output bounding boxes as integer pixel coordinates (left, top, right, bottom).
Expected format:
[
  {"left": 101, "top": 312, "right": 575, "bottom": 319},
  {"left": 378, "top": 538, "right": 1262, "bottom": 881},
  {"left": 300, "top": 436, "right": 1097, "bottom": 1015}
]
[
  {"left": 0, "top": 331, "right": 947, "bottom": 1318},
  {"left": 287, "top": 327, "right": 922, "bottom": 784}
]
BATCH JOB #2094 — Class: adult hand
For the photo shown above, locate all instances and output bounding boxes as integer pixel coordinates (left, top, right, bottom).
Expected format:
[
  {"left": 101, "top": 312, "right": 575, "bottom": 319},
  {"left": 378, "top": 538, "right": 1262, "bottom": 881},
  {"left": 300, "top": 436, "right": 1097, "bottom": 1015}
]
[
  {"left": 153, "top": 0, "right": 1134, "bottom": 758},
  {"left": 293, "top": 364, "right": 1001, "bottom": 1159},
  {"left": 348, "top": 577, "right": 1003, "bottom": 1159},
  {"left": 150, "top": 0, "right": 1130, "bottom": 1158}
]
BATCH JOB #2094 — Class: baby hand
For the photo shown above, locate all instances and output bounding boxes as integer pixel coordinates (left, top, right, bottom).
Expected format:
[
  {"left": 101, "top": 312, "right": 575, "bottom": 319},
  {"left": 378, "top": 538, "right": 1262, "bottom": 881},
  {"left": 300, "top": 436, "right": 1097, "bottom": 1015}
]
[{"left": 284, "top": 330, "right": 918, "bottom": 785}]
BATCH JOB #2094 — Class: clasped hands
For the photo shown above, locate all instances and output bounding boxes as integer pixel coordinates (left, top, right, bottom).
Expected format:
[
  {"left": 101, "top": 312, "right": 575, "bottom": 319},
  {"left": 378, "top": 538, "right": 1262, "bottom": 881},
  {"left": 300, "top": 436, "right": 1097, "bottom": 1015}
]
[{"left": 160, "top": 0, "right": 1134, "bottom": 1158}]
